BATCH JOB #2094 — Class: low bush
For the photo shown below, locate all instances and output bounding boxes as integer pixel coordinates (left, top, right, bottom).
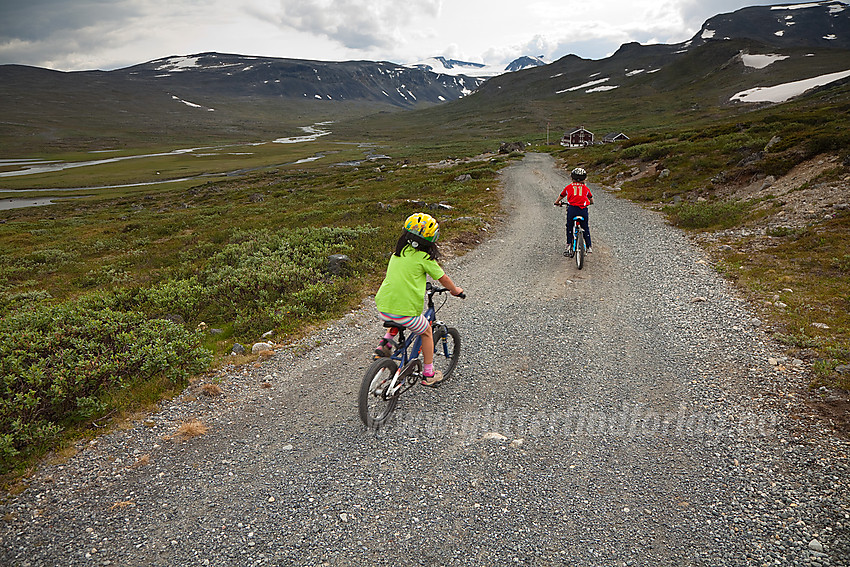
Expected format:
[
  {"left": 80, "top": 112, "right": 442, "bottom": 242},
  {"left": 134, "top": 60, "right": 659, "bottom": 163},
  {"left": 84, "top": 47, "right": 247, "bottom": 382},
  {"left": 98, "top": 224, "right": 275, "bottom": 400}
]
[
  {"left": 621, "top": 141, "right": 676, "bottom": 161},
  {"left": 0, "top": 224, "right": 378, "bottom": 474},
  {"left": 666, "top": 200, "right": 749, "bottom": 230},
  {"left": 198, "top": 225, "right": 376, "bottom": 336},
  {"left": 0, "top": 302, "right": 212, "bottom": 472}
]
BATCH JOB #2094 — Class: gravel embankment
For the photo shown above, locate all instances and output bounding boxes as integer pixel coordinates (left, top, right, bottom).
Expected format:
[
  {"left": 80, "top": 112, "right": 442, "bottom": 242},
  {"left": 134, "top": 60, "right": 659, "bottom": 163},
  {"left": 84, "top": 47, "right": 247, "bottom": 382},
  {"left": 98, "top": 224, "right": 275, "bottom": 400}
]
[{"left": 1, "top": 153, "right": 847, "bottom": 566}]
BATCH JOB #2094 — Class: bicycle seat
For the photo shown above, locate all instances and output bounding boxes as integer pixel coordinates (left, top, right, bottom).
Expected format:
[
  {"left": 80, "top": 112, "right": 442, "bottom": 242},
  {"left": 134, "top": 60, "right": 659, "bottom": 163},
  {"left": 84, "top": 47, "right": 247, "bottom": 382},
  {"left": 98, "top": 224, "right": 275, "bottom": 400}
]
[{"left": 382, "top": 322, "right": 406, "bottom": 330}]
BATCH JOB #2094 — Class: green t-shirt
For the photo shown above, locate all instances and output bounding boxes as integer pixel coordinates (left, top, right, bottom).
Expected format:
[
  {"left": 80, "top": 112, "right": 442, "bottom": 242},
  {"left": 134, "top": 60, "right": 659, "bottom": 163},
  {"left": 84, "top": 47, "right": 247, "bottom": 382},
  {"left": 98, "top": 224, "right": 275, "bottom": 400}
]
[{"left": 375, "top": 245, "right": 445, "bottom": 316}]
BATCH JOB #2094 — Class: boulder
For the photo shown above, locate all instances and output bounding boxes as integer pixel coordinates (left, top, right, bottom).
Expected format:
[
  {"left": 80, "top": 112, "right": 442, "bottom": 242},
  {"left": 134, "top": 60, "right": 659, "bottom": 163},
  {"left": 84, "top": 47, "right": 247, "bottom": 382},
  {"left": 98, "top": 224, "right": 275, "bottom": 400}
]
[
  {"left": 327, "top": 254, "right": 351, "bottom": 275},
  {"left": 498, "top": 141, "right": 524, "bottom": 154},
  {"left": 162, "top": 313, "right": 185, "bottom": 325},
  {"left": 252, "top": 342, "right": 274, "bottom": 354}
]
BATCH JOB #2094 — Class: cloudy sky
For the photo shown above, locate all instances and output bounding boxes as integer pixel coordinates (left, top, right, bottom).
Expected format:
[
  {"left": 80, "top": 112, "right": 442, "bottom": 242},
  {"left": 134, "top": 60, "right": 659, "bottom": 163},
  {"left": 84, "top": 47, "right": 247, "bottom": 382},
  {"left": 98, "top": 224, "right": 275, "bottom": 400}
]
[{"left": 0, "top": 0, "right": 782, "bottom": 71}]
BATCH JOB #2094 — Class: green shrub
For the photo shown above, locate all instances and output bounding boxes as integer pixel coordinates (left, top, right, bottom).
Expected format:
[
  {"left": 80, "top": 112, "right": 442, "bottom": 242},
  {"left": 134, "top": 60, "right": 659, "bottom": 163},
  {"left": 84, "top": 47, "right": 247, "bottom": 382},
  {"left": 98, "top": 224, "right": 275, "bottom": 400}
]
[
  {"left": 767, "top": 226, "right": 804, "bottom": 238},
  {"left": 198, "top": 226, "right": 373, "bottom": 325},
  {"left": 76, "top": 263, "right": 133, "bottom": 287},
  {"left": 832, "top": 254, "right": 850, "bottom": 273},
  {"left": 666, "top": 200, "right": 748, "bottom": 230},
  {"left": 620, "top": 141, "right": 676, "bottom": 161},
  {"left": 125, "top": 277, "right": 208, "bottom": 323},
  {"left": 0, "top": 302, "right": 212, "bottom": 472},
  {"left": 0, "top": 289, "right": 53, "bottom": 311},
  {"left": 24, "top": 248, "right": 78, "bottom": 266},
  {"left": 775, "top": 332, "right": 821, "bottom": 349}
]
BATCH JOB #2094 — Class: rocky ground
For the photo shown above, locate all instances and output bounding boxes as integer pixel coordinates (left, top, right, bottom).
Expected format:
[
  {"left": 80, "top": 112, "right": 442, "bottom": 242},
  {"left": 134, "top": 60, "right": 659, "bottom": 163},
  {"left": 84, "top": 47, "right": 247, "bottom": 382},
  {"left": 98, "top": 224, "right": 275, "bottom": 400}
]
[
  {"left": 609, "top": 152, "right": 850, "bottom": 436},
  {"left": 1, "top": 153, "right": 847, "bottom": 566}
]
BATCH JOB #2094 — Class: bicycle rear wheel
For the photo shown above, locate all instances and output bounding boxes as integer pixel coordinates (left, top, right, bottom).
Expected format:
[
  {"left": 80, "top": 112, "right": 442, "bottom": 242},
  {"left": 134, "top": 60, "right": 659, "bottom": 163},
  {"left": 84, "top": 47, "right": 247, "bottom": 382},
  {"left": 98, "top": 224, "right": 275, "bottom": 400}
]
[
  {"left": 575, "top": 228, "right": 585, "bottom": 270},
  {"left": 358, "top": 357, "right": 399, "bottom": 428},
  {"left": 432, "top": 326, "right": 461, "bottom": 380}
]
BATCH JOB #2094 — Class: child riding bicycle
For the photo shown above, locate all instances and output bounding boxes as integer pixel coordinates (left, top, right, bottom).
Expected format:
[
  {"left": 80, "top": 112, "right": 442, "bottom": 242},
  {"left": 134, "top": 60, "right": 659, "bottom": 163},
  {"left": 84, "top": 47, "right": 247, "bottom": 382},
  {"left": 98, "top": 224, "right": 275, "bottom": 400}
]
[
  {"left": 554, "top": 167, "right": 593, "bottom": 257},
  {"left": 374, "top": 213, "right": 463, "bottom": 387}
]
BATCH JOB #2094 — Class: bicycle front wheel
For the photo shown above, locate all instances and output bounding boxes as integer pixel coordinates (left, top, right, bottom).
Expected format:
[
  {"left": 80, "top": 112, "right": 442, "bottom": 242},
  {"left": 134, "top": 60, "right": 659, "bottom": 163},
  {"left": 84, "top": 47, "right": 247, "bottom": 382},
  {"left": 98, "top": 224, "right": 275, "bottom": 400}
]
[
  {"left": 432, "top": 326, "right": 461, "bottom": 380},
  {"left": 575, "top": 228, "right": 585, "bottom": 270},
  {"left": 358, "top": 357, "right": 399, "bottom": 428}
]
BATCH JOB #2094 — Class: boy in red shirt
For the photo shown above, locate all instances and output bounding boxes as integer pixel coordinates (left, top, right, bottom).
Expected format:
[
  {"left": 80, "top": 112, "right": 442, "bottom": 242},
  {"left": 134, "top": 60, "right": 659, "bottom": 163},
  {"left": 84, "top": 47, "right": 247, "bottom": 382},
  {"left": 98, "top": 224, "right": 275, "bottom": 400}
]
[{"left": 554, "top": 167, "right": 593, "bottom": 257}]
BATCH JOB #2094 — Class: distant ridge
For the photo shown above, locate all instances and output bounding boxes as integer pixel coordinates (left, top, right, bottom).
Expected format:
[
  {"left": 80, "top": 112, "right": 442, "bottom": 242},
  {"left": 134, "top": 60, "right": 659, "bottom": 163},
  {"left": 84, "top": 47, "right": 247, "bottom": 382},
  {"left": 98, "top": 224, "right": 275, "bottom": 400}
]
[
  {"left": 119, "top": 52, "right": 484, "bottom": 107},
  {"left": 688, "top": 0, "right": 850, "bottom": 50}
]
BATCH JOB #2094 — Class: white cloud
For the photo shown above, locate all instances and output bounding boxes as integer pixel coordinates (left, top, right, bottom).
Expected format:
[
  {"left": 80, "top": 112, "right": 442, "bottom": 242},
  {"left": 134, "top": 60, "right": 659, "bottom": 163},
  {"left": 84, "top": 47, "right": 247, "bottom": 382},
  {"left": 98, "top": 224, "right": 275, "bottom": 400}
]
[
  {"left": 274, "top": 0, "right": 441, "bottom": 50},
  {"left": 0, "top": 0, "right": 801, "bottom": 71}
]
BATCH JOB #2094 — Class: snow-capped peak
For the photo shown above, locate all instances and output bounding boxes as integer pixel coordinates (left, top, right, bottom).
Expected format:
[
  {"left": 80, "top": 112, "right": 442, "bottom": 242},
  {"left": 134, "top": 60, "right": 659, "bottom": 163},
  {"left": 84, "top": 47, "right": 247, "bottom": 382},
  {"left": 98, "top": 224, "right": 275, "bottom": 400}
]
[
  {"left": 504, "top": 55, "right": 546, "bottom": 72},
  {"left": 407, "top": 55, "right": 546, "bottom": 78}
]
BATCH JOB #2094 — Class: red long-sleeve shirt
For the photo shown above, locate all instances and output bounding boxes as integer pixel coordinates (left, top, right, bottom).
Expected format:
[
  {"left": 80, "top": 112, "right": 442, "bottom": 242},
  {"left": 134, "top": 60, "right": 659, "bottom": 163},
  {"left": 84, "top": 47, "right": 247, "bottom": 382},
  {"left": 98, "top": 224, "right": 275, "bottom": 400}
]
[{"left": 559, "top": 182, "right": 593, "bottom": 208}]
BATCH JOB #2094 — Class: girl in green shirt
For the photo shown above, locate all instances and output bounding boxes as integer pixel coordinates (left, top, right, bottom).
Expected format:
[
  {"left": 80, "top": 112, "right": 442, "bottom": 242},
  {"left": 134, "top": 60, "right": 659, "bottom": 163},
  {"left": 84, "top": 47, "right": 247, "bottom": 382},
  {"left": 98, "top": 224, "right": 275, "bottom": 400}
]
[{"left": 374, "top": 213, "right": 463, "bottom": 387}]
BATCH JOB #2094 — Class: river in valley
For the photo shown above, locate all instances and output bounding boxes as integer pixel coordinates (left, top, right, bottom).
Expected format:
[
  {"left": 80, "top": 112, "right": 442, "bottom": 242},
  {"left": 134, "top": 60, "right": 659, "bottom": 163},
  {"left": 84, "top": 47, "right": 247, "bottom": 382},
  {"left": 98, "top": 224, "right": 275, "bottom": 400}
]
[{"left": 0, "top": 123, "right": 335, "bottom": 210}]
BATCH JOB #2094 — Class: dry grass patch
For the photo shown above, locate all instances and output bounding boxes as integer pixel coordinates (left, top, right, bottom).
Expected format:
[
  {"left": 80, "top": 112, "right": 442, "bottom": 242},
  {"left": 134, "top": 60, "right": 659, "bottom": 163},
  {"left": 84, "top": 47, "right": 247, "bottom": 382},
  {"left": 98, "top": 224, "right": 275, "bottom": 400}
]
[
  {"left": 169, "top": 420, "right": 209, "bottom": 442},
  {"left": 200, "top": 383, "right": 223, "bottom": 397},
  {"left": 133, "top": 454, "right": 151, "bottom": 468}
]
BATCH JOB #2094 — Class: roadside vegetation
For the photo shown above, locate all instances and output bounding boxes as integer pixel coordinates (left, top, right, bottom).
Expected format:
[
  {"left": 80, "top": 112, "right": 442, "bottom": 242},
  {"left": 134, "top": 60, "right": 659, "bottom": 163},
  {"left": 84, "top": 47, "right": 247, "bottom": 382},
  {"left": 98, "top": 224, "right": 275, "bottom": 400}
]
[{"left": 0, "top": 146, "right": 509, "bottom": 478}]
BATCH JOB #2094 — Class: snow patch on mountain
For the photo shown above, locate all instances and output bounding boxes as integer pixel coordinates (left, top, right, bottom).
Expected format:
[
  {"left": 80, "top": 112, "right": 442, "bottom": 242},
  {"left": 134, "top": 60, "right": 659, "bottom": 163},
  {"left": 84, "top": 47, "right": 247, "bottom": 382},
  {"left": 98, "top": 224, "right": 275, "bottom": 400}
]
[
  {"left": 731, "top": 68, "right": 850, "bottom": 102},
  {"left": 772, "top": 2, "right": 834, "bottom": 10},
  {"left": 741, "top": 53, "right": 790, "bottom": 68},
  {"left": 156, "top": 57, "right": 201, "bottom": 72},
  {"left": 556, "top": 77, "right": 610, "bottom": 94},
  {"left": 171, "top": 95, "right": 214, "bottom": 111}
]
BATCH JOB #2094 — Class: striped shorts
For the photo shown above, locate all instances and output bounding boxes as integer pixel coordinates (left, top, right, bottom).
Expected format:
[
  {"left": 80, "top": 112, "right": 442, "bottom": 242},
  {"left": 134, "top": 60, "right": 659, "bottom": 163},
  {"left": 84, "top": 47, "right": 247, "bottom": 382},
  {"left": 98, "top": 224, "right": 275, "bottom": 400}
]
[{"left": 378, "top": 311, "right": 430, "bottom": 335}]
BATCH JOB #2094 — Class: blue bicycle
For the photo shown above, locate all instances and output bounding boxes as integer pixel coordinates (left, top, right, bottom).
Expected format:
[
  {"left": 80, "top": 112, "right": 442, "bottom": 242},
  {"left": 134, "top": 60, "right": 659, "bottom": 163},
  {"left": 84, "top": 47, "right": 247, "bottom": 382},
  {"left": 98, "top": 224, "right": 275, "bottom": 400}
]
[
  {"left": 358, "top": 283, "right": 464, "bottom": 428},
  {"left": 556, "top": 203, "right": 589, "bottom": 270}
]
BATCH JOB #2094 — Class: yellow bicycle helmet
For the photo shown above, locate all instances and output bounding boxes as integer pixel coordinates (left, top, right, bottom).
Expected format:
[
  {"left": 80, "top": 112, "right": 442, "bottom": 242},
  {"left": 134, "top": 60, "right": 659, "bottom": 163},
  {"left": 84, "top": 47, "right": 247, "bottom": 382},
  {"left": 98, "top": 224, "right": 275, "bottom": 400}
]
[{"left": 404, "top": 212, "right": 440, "bottom": 243}]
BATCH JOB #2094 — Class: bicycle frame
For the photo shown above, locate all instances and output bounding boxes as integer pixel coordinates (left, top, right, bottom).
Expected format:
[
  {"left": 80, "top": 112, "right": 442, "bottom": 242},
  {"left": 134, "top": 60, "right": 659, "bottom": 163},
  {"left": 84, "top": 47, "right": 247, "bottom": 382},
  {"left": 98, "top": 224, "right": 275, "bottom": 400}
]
[
  {"left": 386, "top": 286, "right": 444, "bottom": 366},
  {"left": 571, "top": 216, "right": 585, "bottom": 254}
]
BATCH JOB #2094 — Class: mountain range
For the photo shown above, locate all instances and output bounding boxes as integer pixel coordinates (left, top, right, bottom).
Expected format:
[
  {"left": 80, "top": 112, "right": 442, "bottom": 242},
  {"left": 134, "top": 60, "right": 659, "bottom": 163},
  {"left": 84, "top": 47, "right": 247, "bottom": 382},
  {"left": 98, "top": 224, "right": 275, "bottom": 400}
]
[{"left": 0, "top": 1, "right": 848, "bottom": 154}]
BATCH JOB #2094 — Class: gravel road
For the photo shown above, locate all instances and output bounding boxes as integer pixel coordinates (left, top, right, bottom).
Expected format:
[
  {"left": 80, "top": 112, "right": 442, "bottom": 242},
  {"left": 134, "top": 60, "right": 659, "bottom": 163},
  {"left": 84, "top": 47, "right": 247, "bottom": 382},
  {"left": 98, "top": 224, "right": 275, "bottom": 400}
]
[{"left": 2, "top": 152, "right": 848, "bottom": 566}]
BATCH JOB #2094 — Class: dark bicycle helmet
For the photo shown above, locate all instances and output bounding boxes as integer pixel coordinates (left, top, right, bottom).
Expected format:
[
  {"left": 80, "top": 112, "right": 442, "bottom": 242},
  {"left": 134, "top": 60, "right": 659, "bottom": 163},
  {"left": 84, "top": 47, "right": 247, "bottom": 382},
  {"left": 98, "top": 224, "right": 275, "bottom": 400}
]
[{"left": 571, "top": 167, "right": 587, "bottom": 182}]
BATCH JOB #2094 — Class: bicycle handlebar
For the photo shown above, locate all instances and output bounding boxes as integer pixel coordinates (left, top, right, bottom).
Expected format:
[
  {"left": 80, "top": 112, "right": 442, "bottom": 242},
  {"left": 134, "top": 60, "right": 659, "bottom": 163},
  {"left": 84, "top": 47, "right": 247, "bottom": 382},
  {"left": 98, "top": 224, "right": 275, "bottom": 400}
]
[{"left": 428, "top": 285, "right": 466, "bottom": 299}]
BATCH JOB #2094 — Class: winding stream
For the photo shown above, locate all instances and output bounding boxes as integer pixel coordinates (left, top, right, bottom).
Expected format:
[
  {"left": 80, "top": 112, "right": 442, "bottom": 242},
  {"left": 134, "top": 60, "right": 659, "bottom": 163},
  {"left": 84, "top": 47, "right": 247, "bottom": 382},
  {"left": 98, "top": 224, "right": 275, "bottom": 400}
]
[{"left": 0, "top": 124, "right": 334, "bottom": 210}]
